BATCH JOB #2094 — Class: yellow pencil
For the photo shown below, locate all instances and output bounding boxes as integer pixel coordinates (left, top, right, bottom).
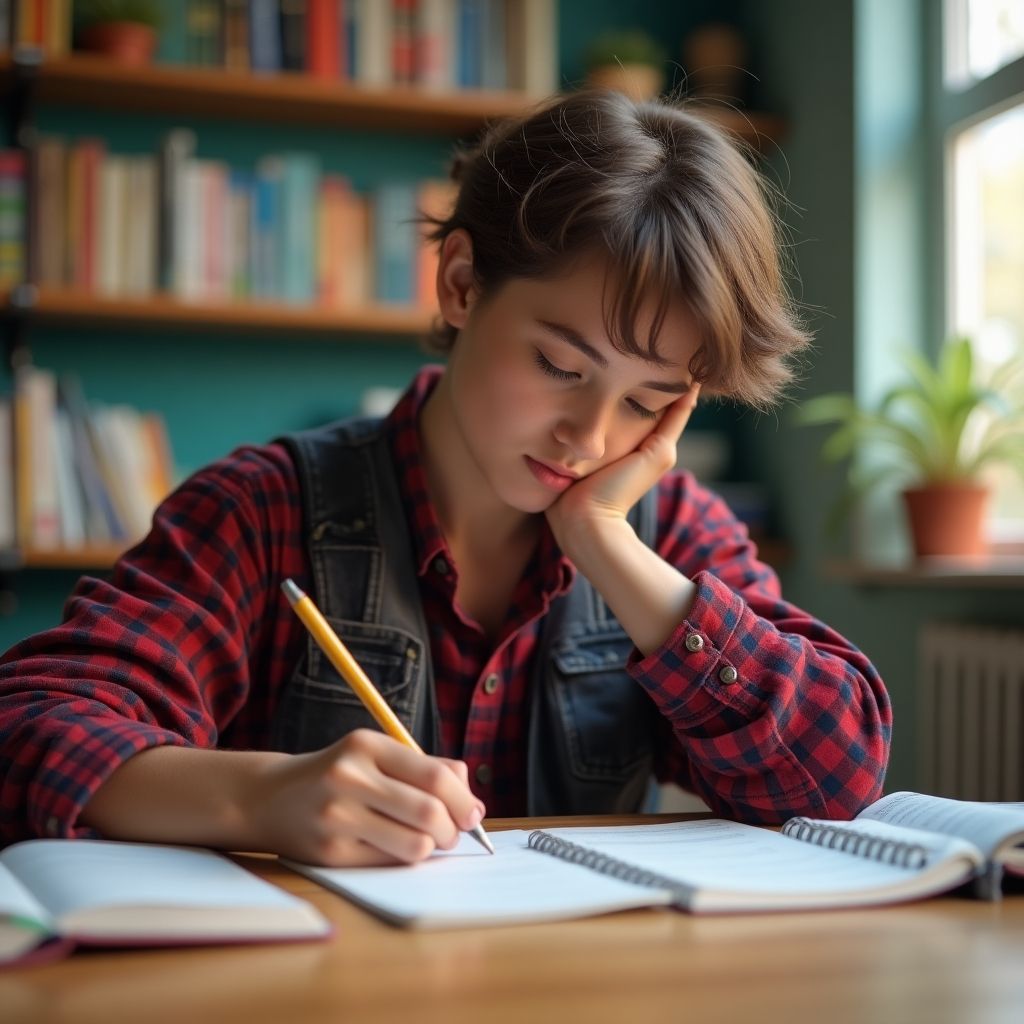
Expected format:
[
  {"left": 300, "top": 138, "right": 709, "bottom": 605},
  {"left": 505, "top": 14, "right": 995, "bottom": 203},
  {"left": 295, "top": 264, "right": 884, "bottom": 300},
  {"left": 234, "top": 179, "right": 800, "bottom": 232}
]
[{"left": 281, "top": 578, "right": 495, "bottom": 855}]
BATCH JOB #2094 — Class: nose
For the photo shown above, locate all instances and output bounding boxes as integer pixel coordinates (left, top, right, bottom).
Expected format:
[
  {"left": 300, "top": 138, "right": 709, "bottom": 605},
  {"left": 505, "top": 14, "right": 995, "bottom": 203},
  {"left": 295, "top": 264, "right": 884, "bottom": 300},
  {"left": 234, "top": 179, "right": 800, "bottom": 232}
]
[{"left": 552, "top": 396, "right": 612, "bottom": 462}]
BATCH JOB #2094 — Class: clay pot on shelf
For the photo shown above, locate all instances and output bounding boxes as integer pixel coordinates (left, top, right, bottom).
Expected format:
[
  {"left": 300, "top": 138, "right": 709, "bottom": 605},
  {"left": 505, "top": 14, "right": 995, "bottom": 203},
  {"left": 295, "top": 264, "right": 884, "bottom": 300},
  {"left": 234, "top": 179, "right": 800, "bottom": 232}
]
[
  {"left": 902, "top": 483, "right": 990, "bottom": 558},
  {"left": 78, "top": 21, "right": 158, "bottom": 66}
]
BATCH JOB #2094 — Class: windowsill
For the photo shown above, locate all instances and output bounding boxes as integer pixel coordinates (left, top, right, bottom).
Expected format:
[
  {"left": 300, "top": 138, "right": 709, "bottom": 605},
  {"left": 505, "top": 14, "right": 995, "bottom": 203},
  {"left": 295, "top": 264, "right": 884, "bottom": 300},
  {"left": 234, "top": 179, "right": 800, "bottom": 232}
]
[{"left": 825, "top": 553, "right": 1024, "bottom": 588}]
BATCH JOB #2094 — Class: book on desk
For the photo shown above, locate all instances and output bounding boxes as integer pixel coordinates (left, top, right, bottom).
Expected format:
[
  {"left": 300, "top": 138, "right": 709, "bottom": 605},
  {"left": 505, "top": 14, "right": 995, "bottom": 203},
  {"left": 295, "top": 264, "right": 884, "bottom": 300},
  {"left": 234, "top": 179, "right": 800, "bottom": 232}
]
[
  {"left": 286, "top": 791, "right": 1024, "bottom": 929},
  {"left": 0, "top": 839, "right": 330, "bottom": 968}
]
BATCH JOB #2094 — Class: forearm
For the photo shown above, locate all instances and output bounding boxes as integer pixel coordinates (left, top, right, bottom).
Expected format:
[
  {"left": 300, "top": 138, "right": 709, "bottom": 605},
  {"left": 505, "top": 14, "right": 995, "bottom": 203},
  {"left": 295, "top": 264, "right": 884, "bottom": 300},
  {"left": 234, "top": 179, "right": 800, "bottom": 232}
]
[
  {"left": 79, "top": 744, "right": 289, "bottom": 851},
  {"left": 562, "top": 517, "right": 697, "bottom": 656}
]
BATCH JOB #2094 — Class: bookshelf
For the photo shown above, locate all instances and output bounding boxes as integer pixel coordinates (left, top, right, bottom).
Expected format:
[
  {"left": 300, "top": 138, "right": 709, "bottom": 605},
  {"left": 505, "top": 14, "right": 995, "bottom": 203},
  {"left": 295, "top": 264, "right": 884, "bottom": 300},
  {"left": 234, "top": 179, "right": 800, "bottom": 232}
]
[
  {"left": 2, "top": 286, "right": 437, "bottom": 337},
  {"left": 0, "top": 54, "right": 786, "bottom": 148}
]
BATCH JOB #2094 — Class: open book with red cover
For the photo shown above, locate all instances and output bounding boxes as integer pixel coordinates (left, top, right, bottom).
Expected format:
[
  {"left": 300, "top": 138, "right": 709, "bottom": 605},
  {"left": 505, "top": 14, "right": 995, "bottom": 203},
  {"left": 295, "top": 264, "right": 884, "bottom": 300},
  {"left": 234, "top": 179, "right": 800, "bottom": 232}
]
[{"left": 0, "top": 839, "right": 330, "bottom": 968}]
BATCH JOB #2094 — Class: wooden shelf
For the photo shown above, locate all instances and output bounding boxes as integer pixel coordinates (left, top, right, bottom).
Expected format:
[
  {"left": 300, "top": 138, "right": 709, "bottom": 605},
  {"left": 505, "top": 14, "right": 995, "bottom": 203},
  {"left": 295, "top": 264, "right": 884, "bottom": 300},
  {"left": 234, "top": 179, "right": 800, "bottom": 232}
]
[
  {"left": 0, "top": 543, "right": 133, "bottom": 571},
  {"left": 826, "top": 556, "right": 1024, "bottom": 589},
  {"left": 0, "top": 53, "right": 786, "bottom": 147},
  {"left": 2, "top": 286, "right": 437, "bottom": 337}
]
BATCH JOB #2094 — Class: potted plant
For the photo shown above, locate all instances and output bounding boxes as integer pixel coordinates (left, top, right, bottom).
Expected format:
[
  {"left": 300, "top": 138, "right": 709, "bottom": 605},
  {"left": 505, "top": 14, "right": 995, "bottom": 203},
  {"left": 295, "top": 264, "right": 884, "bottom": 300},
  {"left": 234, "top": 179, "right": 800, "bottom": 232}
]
[
  {"left": 74, "top": 0, "right": 162, "bottom": 66},
  {"left": 797, "top": 337, "right": 1024, "bottom": 558},
  {"left": 584, "top": 29, "right": 668, "bottom": 102}
]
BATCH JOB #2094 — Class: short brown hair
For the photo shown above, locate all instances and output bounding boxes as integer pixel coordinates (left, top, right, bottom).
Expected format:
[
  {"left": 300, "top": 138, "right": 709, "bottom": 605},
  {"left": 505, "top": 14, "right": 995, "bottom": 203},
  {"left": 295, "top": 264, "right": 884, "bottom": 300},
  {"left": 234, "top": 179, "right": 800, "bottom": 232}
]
[{"left": 422, "top": 89, "right": 811, "bottom": 411}]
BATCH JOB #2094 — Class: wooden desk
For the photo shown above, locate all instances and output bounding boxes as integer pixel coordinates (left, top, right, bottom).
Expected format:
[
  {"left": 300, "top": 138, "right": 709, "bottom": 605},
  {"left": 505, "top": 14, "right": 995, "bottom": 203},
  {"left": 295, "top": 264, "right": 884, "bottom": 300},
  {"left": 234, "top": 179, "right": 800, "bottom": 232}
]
[{"left": 3, "top": 815, "right": 1023, "bottom": 1024}]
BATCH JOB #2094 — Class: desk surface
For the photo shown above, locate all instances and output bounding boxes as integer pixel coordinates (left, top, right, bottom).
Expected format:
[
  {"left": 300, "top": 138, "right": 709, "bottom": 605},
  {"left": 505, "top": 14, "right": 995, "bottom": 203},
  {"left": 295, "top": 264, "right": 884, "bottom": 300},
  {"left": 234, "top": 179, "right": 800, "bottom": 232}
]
[{"left": 3, "top": 815, "right": 1023, "bottom": 1024}]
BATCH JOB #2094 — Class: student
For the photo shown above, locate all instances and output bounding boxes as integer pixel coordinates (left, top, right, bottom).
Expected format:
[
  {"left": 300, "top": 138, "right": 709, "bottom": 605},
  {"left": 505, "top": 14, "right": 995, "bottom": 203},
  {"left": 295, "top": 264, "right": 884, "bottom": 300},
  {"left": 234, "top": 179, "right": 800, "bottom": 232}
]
[{"left": 0, "top": 90, "right": 890, "bottom": 866}]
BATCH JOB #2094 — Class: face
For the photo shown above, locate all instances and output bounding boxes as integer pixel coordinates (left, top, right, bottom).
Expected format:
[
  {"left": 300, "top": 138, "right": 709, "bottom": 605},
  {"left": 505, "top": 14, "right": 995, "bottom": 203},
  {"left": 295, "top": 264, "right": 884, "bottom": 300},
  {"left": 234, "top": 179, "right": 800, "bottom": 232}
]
[{"left": 441, "top": 246, "right": 702, "bottom": 515}]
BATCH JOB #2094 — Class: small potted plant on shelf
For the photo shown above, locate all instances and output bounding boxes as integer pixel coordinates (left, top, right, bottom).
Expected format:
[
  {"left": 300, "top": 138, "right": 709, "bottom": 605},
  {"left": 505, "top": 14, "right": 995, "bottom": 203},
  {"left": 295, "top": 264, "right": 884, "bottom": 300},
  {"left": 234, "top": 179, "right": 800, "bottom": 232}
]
[
  {"left": 796, "top": 337, "right": 1024, "bottom": 558},
  {"left": 583, "top": 29, "right": 668, "bottom": 102},
  {"left": 74, "top": 0, "right": 162, "bottom": 66}
]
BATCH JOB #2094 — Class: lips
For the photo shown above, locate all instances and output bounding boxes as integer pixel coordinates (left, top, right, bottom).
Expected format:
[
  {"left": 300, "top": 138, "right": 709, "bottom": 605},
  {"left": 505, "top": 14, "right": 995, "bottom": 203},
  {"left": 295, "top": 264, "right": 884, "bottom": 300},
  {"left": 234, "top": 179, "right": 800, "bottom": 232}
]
[{"left": 525, "top": 456, "right": 579, "bottom": 492}]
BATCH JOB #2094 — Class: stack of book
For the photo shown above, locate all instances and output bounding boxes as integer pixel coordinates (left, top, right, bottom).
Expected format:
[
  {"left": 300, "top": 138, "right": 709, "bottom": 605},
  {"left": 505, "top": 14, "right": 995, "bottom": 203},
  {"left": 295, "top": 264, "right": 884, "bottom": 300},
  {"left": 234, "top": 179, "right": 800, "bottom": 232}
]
[
  {"left": 166, "top": 0, "right": 557, "bottom": 94},
  {"left": 0, "top": 0, "right": 73, "bottom": 56},
  {"left": 11, "top": 132, "right": 458, "bottom": 308},
  {"left": 0, "top": 368, "right": 175, "bottom": 553},
  {"left": 0, "top": 1, "right": 557, "bottom": 98}
]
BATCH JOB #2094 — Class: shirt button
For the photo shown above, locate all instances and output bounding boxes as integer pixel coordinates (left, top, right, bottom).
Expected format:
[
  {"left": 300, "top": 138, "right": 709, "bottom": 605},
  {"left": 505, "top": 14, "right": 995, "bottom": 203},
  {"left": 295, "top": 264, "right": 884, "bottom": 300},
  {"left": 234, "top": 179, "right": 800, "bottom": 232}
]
[
  {"left": 685, "top": 633, "right": 705, "bottom": 652},
  {"left": 475, "top": 763, "right": 493, "bottom": 785},
  {"left": 482, "top": 673, "right": 500, "bottom": 695},
  {"left": 433, "top": 557, "right": 449, "bottom": 576},
  {"left": 718, "top": 665, "right": 739, "bottom": 684}
]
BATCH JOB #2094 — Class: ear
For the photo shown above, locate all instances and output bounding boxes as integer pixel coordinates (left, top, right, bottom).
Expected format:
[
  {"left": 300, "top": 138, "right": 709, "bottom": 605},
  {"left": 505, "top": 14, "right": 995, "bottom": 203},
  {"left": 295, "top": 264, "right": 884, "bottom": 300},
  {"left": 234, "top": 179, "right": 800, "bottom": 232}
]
[{"left": 436, "top": 229, "right": 478, "bottom": 330}]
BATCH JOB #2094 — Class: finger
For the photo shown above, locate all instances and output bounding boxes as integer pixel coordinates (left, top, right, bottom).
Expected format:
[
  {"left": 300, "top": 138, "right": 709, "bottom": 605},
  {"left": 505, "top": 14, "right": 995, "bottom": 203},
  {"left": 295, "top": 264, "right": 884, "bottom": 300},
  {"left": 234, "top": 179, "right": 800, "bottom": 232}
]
[
  {"left": 321, "top": 803, "right": 440, "bottom": 865},
  {"left": 437, "top": 756, "right": 470, "bottom": 787},
  {"left": 656, "top": 384, "right": 701, "bottom": 443},
  {"left": 333, "top": 735, "right": 482, "bottom": 835}
]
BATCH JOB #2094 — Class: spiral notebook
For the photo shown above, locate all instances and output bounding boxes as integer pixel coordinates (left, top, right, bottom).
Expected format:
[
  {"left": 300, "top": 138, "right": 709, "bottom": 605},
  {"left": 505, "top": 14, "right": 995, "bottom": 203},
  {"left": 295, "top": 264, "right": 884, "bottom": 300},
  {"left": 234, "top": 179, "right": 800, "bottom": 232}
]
[{"left": 285, "top": 792, "right": 1024, "bottom": 928}]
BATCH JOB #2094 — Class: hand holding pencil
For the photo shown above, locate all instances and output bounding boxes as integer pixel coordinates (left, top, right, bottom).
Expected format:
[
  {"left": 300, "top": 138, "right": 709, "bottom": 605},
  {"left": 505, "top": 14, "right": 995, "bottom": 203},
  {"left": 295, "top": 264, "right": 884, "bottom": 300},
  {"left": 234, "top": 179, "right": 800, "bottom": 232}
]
[{"left": 282, "top": 578, "right": 495, "bottom": 856}]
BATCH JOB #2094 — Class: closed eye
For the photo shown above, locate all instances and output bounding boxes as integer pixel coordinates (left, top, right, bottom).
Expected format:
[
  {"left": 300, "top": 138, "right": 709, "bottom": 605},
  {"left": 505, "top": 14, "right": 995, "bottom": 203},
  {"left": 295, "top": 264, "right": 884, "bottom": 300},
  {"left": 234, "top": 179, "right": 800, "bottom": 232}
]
[
  {"left": 534, "top": 349, "right": 579, "bottom": 381},
  {"left": 626, "top": 398, "right": 658, "bottom": 421}
]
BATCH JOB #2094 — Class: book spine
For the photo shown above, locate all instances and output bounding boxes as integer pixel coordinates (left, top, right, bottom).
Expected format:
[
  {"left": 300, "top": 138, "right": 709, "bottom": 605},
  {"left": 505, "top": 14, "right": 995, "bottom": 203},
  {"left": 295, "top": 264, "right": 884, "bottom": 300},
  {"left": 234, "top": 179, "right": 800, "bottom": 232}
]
[
  {"left": 185, "top": 0, "right": 223, "bottom": 67},
  {"left": 281, "top": 153, "right": 319, "bottom": 303},
  {"left": 157, "top": 0, "right": 190, "bottom": 64},
  {"left": 307, "top": 0, "right": 340, "bottom": 78},
  {"left": 415, "top": 178, "right": 456, "bottom": 307},
  {"left": 35, "top": 137, "right": 67, "bottom": 287},
  {"left": 157, "top": 129, "right": 197, "bottom": 294},
  {"left": 279, "top": 0, "right": 307, "bottom": 72},
  {"left": 357, "top": 0, "right": 391, "bottom": 85},
  {"left": 479, "top": 0, "right": 506, "bottom": 90},
  {"left": 0, "top": 149, "right": 26, "bottom": 289},
  {"left": 249, "top": 0, "right": 282, "bottom": 72},
  {"left": 415, "top": 0, "right": 453, "bottom": 91},
  {"left": 223, "top": 0, "right": 251, "bottom": 71},
  {"left": 373, "top": 181, "right": 417, "bottom": 304},
  {"left": 0, "top": 397, "right": 15, "bottom": 551}
]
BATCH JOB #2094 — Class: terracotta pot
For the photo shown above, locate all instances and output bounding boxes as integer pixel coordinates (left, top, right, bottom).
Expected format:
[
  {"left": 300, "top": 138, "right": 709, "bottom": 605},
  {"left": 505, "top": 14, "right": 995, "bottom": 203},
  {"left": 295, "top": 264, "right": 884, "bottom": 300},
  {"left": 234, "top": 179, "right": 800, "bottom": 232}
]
[
  {"left": 681, "top": 23, "right": 748, "bottom": 102},
  {"left": 902, "top": 483, "right": 990, "bottom": 558},
  {"left": 587, "top": 64, "right": 665, "bottom": 102},
  {"left": 78, "top": 22, "right": 157, "bottom": 66}
]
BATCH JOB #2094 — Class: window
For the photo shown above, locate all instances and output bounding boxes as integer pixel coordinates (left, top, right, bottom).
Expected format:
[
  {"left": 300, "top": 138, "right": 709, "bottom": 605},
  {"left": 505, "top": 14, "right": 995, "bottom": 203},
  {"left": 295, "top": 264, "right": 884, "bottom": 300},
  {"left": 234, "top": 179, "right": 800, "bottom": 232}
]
[
  {"left": 946, "top": 0, "right": 1024, "bottom": 86},
  {"left": 942, "top": 0, "right": 1024, "bottom": 542}
]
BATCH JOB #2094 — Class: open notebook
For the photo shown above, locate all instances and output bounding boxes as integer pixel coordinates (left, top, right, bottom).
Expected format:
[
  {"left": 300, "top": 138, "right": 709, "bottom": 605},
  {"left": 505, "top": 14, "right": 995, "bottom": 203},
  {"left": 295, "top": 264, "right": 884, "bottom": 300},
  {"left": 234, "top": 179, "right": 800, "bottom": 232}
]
[
  {"left": 0, "top": 839, "right": 331, "bottom": 967},
  {"left": 285, "top": 792, "right": 1024, "bottom": 929}
]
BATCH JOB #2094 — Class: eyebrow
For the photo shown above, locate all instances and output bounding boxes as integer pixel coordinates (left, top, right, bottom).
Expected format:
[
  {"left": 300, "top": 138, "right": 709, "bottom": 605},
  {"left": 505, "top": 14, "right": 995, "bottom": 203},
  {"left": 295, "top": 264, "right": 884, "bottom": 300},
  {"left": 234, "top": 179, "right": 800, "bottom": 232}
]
[{"left": 537, "top": 319, "right": 693, "bottom": 394}]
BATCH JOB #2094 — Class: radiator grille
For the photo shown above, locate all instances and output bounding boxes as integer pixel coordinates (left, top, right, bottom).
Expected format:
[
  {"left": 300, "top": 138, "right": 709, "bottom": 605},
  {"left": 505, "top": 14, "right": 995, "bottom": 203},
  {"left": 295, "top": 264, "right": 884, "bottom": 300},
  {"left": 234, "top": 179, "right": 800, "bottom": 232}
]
[{"left": 918, "top": 623, "right": 1024, "bottom": 801}]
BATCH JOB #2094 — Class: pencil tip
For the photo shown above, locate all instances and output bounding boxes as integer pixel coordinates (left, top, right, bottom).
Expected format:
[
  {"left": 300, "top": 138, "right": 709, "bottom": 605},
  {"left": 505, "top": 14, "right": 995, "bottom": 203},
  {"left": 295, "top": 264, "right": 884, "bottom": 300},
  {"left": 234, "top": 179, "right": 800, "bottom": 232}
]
[
  {"left": 281, "top": 578, "right": 304, "bottom": 606},
  {"left": 470, "top": 824, "right": 496, "bottom": 855}
]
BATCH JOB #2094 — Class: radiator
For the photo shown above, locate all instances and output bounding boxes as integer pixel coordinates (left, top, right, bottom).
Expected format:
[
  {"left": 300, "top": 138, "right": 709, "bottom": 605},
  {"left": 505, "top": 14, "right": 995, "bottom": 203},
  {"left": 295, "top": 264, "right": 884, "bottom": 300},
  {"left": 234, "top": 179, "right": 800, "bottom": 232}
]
[{"left": 917, "top": 623, "right": 1024, "bottom": 801}]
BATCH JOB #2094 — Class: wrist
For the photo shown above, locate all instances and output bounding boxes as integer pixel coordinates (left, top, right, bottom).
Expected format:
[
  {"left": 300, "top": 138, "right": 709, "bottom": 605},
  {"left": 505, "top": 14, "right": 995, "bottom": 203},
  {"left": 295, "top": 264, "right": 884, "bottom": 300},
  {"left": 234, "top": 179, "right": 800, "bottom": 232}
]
[{"left": 558, "top": 513, "right": 636, "bottom": 572}]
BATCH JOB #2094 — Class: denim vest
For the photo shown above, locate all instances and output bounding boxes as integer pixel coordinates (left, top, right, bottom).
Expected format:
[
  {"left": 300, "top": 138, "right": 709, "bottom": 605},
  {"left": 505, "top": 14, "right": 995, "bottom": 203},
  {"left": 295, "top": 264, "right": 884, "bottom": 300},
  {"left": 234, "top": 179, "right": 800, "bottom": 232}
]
[{"left": 271, "top": 416, "right": 661, "bottom": 814}]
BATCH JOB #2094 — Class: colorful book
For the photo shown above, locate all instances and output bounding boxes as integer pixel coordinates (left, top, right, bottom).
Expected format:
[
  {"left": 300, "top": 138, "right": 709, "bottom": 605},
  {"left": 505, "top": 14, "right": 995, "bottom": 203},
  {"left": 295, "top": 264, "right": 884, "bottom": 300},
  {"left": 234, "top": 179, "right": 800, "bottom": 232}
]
[
  {"left": 373, "top": 180, "right": 418, "bottom": 304},
  {"left": 248, "top": 0, "right": 282, "bottom": 72},
  {"left": 280, "top": 153, "right": 320, "bottom": 303}
]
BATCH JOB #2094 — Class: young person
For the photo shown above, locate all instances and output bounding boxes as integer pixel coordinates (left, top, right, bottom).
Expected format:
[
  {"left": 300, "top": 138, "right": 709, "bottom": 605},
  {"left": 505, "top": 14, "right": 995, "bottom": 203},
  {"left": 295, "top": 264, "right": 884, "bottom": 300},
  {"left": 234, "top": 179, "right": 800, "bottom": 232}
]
[{"left": 0, "top": 90, "right": 891, "bottom": 866}]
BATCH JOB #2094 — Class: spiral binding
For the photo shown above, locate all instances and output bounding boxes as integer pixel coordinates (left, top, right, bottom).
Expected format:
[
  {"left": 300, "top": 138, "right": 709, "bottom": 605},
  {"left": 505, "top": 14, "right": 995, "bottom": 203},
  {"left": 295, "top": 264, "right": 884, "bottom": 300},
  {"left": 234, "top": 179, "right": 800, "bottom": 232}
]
[
  {"left": 781, "top": 818, "right": 930, "bottom": 870},
  {"left": 527, "top": 830, "right": 692, "bottom": 899}
]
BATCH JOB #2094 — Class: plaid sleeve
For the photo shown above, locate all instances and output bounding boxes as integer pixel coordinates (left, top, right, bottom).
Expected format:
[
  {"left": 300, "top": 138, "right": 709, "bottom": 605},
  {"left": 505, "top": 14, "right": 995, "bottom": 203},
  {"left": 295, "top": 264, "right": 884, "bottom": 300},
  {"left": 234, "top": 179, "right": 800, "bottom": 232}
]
[
  {"left": 0, "top": 444, "right": 306, "bottom": 846},
  {"left": 632, "top": 472, "right": 892, "bottom": 824}
]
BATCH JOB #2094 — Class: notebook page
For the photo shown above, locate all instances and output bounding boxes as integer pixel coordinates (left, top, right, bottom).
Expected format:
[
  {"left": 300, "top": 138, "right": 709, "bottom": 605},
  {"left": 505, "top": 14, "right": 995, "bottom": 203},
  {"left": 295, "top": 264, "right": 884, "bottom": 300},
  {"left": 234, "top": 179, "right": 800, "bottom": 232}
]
[
  {"left": 533, "top": 819, "right": 980, "bottom": 900},
  {"left": 285, "top": 830, "right": 673, "bottom": 927},
  {"left": 0, "top": 860, "right": 50, "bottom": 928},
  {"left": 857, "top": 792, "right": 1024, "bottom": 861},
  {"left": 2, "top": 840, "right": 312, "bottom": 919}
]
